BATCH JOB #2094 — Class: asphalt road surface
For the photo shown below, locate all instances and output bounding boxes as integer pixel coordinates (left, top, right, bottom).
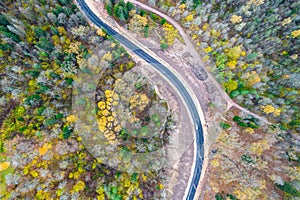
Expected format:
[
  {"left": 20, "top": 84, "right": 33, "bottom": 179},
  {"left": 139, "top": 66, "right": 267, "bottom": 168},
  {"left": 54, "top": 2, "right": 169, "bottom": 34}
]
[{"left": 76, "top": 0, "right": 204, "bottom": 199}]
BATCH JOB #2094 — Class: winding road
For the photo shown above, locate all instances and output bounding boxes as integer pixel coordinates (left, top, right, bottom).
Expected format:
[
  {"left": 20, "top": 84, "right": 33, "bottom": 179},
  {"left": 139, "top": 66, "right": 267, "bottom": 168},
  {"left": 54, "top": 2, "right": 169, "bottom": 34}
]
[{"left": 76, "top": 0, "right": 204, "bottom": 199}]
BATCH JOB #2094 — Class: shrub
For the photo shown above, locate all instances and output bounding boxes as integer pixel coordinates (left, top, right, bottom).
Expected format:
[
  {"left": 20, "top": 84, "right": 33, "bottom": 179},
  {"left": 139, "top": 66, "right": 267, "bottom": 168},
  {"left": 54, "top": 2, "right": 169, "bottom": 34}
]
[
  {"left": 25, "top": 94, "right": 43, "bottom": 107},
  {"left": 160, "top": 18, "right": 166, "bottom": 25},
  {"left": 237, "top": 121, "right": 248, "bottom": 127},
  {"left": 215, "top": 194, "right": 224, "bottom": 200},
  {"left": 241, "top": 154, "right": 254, "bottom": 164},
  {"left": 247, "top": 122, "right": 259, "bottom": 129},
  {"left": 233, "top": 116, "right": 242, "bottom": 122},
  {"left": 215, "top": 193, "right": 238, "bottom": 200},
  {"left": 230, "top": 90, "right": 240, "bottom": 98},
  {"left": 144, "top": 25, "right": 149, "bottom": 37},
  {"left": 160, "top": 43, "right": 168, "bottom": 50},
  {"left": 276, "top": 181, "right": 300, "bottom": 197},
  {"left": 220, "top": 122, "right": 231, "bottom": 130},
  {"left": 62, "top": 125, "right": 73, "bottom": 139}
]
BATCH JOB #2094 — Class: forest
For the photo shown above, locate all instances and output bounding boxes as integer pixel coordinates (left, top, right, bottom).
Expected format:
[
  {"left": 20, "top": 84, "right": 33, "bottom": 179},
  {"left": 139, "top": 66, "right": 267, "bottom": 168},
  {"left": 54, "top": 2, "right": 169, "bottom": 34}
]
[
  {"left": 103, "top": 0, "right": 300, "bottom": 199},
  {"left": 0, "top": 0, "right": 169, "bottom": 199},
  {"left": 1, "top": 0, "right": 300, "bottom": 199},
  {"left": 141, "top": 0, "right": 300, "bottom": 199}
]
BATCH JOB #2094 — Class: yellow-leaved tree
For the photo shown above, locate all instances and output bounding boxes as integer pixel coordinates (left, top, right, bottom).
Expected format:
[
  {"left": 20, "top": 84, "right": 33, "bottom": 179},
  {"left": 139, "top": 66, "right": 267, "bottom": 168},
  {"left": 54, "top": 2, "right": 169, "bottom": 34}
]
[
  {"left": 163, "top": 23, "right": 180, "bottom": 46},
  {"left": 243, "top": 71, "right": 261, "bottom": 87},
  {"left": 261, "top": 105, "right": 281, "bottom": 116},
  {"left": 129, "top": 93, "right": 150, "bottom": 111},
  {"left": 224, "top": 79, "right": 238, "bottom": 93},
  {"left": 128, "top": 14, "right": 148, "bottom": 33}
]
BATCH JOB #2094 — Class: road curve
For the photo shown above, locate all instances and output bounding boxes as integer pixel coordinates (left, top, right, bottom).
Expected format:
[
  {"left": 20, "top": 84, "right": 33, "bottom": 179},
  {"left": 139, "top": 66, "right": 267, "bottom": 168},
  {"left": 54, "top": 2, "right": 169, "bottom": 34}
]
[
  {"left": 126, "top": 0, "right": 270, "bottom": 125},
  {"left": 76, "top": 0, "right": 204, "bottom": 199}
]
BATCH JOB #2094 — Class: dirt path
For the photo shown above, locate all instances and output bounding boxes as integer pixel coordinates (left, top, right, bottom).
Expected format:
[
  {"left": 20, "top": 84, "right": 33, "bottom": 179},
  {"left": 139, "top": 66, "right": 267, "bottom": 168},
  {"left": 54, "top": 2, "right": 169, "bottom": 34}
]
[{"left": 126, "top": 0, "right": 271, "bottom": 125}]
